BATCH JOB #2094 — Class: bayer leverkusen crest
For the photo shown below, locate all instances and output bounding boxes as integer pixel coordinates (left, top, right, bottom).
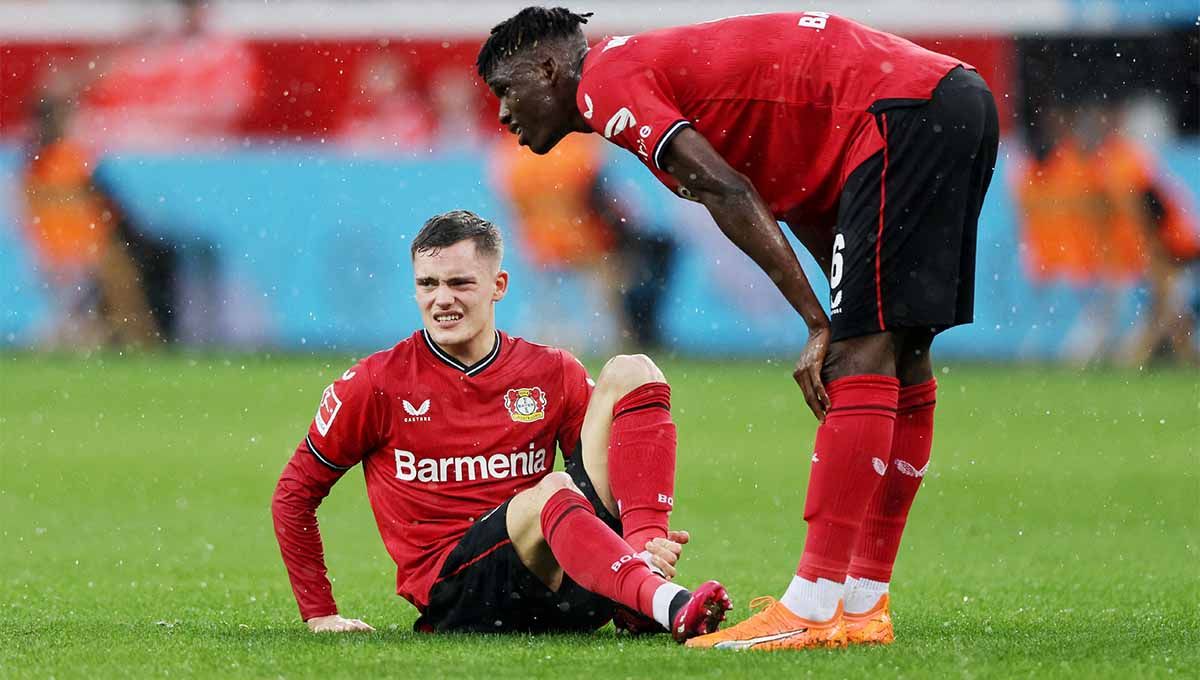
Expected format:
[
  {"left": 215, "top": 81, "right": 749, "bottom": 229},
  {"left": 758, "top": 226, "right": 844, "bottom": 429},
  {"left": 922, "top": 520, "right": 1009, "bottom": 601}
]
[{"left": 504, "top": 387, "right": 547, "bottom": 423}]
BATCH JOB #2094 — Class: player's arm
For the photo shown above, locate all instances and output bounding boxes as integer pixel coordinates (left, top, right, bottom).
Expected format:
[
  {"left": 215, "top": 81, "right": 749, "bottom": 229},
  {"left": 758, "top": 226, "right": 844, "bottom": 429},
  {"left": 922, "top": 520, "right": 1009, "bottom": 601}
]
[
  {"left": 271, "top": 446, "right": 374, "bottom": 632},
  {"left": 659, "top": 128, "right": 832, "bottom": 420},
  {"left": 271, "top": 364, "right": 381, "bottom": 632}
]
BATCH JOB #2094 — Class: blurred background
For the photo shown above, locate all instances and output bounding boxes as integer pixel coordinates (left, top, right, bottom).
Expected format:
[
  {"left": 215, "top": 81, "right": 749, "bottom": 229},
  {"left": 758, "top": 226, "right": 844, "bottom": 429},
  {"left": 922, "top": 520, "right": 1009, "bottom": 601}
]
[{"left": 2, "top": 0, "right": 1197, "bottom": 365}]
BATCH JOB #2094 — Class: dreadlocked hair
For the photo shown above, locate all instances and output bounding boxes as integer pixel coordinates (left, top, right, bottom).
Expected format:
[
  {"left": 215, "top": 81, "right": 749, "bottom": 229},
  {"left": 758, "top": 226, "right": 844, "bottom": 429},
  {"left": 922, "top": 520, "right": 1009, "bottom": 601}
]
[{"left": 477, "top": 7, "right": 592, "bottom": 79}]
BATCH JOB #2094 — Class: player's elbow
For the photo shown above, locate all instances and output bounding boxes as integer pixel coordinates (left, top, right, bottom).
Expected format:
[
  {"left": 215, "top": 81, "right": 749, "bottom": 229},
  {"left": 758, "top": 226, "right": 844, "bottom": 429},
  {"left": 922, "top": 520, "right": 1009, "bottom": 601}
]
[
  {"left": 698, "top": 171, "right": 755, "bottom": 207},
  {"left": 271, "top": 477, "right": 293, "bottom": 522},
  {"left": 272, "top": 474, "right": 312, "bottom": 523}
]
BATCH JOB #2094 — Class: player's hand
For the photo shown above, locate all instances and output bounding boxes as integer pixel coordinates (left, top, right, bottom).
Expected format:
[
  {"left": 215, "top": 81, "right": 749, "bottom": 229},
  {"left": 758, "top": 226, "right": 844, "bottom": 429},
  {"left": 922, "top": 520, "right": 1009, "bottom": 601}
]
[
  {"left": 643, "top": 530, "right": 690, "bottom": 579},
  {"left": 306, "top": 614, "right": 375, "bottom": 633},
  {"left": 794, "top": 325, "right": 832, "bottom": 422}
]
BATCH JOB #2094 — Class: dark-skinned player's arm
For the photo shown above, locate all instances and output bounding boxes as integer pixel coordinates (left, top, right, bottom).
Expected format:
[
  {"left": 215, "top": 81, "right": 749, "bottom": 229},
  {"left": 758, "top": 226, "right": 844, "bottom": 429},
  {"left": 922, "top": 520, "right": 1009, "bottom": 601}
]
[{"left": 659, "top": 127, "right": 831, "bottom": 421}]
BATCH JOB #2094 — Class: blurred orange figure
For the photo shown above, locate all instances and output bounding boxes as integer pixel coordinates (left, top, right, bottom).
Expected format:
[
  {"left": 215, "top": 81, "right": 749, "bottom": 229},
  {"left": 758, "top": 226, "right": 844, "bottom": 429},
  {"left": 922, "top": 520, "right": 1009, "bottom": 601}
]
[
  {"left": 1016, "top": 135, "right": 1106, "bottom": 285},
  {"left": 23, "top": 90, "right": 159, "bottom": 348},
  {"left": 1090, "top": 133, "right": 1151, "bottom": 282},
  {"left": 1094, "top": 133, "right": 1198, "bottom": 265},
  {"left": 1094, "top": 131, "right": 1199, "bottom": 365},
  {"left": 494, "top": 133, "right": 617, "bottom": 267},
  {"left": 1017, "top": 107, "right": 1155, "bottom": 286},
  {"left": 24, "top": 140, "right": 113, "bottom": 276},
  {"left": 492, "top": 134, "right": 628, "bottom": 348},
  {"left": 1017, "top": 104, "right": 1198, "bottom": 365}
]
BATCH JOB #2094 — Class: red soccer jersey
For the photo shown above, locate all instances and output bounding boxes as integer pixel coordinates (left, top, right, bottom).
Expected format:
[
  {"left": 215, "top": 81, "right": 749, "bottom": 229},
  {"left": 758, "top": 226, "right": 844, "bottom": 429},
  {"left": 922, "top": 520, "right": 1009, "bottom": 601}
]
[
  {"left": 576, "top": 11, "right": 967, "bottom": 231},
  {"left": 272, "top": 330, "right": 592, "bottom": 619}
]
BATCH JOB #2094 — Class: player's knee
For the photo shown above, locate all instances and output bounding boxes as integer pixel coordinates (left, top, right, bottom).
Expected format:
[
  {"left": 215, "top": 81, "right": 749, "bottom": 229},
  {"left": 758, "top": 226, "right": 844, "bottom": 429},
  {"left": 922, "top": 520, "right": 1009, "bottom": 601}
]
[
  {"left": 822, "top": 332, "right": 897, "bottom": 382},
  {"left": 596, "top": 354, "right": 665, "bottom": 396},
  {"left": 505, "top": 472, "right": 573, "bottom": 551},
  {"left": 534, "top": 471, "right": 577, "bottom": 499},
  {"left": 896, "top": 331, "right": 935, "bottom": 385},
  {"left": 512, "top": 472, "right": 579, "bottom": 536}
]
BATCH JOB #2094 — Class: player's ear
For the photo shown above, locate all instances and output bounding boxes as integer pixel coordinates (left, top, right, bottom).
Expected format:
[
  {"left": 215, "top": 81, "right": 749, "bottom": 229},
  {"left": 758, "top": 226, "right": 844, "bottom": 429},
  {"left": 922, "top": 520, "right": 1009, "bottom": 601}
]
[
  {"left": 492, "top": 269, "right": 509, "bottom": 302},
  {"left": 540, "top": 57, "right": 556, "bottom": 84}
]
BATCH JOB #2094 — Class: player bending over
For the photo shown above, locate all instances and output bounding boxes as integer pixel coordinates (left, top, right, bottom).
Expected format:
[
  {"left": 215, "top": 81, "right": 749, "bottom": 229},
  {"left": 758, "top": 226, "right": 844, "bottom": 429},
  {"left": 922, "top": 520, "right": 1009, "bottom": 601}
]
[
  {"left": 271, "top": 210, "right": 730, "bottom": 640},
  {"left": 478, "top": 8, "right": 999, "bottom": 649}
]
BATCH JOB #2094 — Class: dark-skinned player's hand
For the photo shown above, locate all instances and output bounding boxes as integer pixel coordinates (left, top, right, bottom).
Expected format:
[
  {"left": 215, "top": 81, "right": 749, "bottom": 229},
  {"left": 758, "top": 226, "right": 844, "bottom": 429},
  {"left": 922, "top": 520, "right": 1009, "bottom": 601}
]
[{"left": 794, "top": 324, "right": 832, "bottom": 422}]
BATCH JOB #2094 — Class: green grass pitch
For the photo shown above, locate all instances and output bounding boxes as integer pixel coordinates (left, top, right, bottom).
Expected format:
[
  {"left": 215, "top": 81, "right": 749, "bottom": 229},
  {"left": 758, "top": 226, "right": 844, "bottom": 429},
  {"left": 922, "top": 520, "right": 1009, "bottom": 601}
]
[{"left": 1, "top": 353, "right": 1196, "bottom": 678}]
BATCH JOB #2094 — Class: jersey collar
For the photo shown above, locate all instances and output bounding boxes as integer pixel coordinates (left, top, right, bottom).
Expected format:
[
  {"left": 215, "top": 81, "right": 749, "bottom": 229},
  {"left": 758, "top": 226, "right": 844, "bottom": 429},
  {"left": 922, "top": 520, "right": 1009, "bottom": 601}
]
[{"left": 421, "top": 329, "right": 502, "bottom": 377}]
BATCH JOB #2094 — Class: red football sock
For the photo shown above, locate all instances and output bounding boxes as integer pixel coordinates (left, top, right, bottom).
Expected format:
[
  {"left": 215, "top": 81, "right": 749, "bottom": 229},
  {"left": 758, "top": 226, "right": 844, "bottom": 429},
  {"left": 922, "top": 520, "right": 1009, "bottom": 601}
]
[
  {"left": 609, "top": 382, "right": 677, "bottom": 551},
  {"left": 797, "top": 374, "right": 899, "bottom": 583},
  {"left": 540, "top": 487, "right": 667, "bottom": 617},
  {"left": 849, "top": 379, "right": 936, "bottom": 583}
]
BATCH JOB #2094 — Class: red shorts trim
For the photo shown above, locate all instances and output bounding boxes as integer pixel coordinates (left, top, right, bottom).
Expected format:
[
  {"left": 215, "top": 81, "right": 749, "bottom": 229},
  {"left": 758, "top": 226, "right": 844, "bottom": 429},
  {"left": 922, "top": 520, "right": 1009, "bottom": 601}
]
[{"left": 434, "top": 539, "right": 511, "bottom": 585}]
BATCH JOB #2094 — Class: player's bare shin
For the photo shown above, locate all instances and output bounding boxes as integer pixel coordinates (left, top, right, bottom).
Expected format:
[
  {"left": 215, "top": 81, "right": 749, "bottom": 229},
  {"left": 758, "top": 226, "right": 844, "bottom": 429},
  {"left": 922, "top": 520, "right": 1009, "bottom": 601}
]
[{"left": 660, "top": 128, "right": 832, "bottom": 418}]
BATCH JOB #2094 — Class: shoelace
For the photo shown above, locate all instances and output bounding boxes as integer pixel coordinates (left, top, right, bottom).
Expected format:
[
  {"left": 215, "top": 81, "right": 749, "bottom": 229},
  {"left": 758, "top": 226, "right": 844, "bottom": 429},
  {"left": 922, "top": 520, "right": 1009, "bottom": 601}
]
[{"left": 748, "top": 596, "right": 777, "bottom": 613}]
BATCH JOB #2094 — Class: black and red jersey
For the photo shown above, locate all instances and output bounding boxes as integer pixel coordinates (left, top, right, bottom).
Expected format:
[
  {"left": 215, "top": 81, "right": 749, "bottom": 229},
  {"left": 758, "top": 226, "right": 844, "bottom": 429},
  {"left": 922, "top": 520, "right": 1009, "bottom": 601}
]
[
  {"left": 577, "top": 11, "right": 966, "bottom": 231},
  {"left": 272, "top": 330, "right": 592, "bottom": 618}
]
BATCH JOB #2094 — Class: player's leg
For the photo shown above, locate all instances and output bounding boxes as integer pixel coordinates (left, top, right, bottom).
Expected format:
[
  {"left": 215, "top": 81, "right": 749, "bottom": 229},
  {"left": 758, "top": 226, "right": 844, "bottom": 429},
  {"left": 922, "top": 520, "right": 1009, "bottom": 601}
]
[
  {"left": 568, "top": 353, "right": 681, "bottom": 633},
  {"left": 693, "top": 76, "right": 1002, "bottom": 652},
  {"left": 686, "top": 335, "right": 899, "bottom": 650},
  {"left": 574, "top": 353, "right": 677, "bottom": 552},
  {"left": 779, "top": 330, "right": 901, "bottom": 625},
  {"left": 844, "top": 329, "right": 936, "bottom": 643},
  {"left": 506, "top": 471, "right": 729, "bottom": 641},
  {"left": 687, "top": 331, "right": 902, "bottom": 651},
  {"left": 776, "top": 159, "right": 908, "bottom": 642},
  {"left": 844, "top": 65, "right": 999, "bottom": 644},
  {"left": 416, "top": 493, "right": 586, "bottom": 634}
]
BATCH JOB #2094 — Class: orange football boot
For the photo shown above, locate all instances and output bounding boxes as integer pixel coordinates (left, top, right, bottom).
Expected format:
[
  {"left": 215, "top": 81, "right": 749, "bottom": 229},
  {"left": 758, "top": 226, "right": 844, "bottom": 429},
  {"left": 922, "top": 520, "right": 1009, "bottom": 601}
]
[
  {"left": 844, "top": 593, "right": 894, "bottom": 645},
  {"left": 685, "top": 596, "right": 847, "bottom": 650}
]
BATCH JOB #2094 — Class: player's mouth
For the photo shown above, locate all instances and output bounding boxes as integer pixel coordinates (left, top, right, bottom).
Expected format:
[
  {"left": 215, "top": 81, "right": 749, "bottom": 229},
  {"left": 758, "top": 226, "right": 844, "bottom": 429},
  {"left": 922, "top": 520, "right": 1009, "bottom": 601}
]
[
  {"left": 509, "top": 123, "right": 526, "bottom": 146},
  {"left": 433, "top": 311, "right": 464, "bottom": 328}
]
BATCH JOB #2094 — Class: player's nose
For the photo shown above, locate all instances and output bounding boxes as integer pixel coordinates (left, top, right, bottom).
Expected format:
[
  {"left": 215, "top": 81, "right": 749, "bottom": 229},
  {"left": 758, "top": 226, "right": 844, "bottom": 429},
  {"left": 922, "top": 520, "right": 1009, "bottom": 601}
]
[
  {"left": 498, "top": 102, "right": 511, "bottom": 126},
  {"left": 433, "top": 285, "right": 455, "bottom": 306}
]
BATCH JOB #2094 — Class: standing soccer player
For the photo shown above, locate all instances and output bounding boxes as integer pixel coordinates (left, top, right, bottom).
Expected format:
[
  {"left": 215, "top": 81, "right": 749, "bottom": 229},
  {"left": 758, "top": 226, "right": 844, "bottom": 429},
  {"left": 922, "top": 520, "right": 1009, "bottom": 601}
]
[
  {"left": 477, "top": 8, "right": 999, "bottom": 649},
  {"left": 272, "top": 210, "right": 730, "bottom": 640}
]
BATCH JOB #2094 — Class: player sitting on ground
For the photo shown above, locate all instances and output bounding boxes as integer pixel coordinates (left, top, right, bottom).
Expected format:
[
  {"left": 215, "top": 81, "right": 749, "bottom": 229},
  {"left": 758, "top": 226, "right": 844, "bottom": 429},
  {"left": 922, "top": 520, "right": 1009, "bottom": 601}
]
[
  {"left": 478, "top": 8, "right": 999, "bottom": 649},
  {"left": 271, "top": 210, "right": 730, "bottom": 640}
]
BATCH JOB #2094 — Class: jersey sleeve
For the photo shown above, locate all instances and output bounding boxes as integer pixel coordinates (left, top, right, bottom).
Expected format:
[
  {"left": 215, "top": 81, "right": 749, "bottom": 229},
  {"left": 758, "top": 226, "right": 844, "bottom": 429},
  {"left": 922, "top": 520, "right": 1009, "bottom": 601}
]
[
  {"left": 303, "top": 362, "right": 383, "bottom": 471},
  {"left": 577, "top": 58, "right": 692, "bottom": 174},
  {"left": 557, "top": 350, "right": 594, "bottom": 458},
  {"left": 272, "top": 360, "right": 384, "bottom": 620}
]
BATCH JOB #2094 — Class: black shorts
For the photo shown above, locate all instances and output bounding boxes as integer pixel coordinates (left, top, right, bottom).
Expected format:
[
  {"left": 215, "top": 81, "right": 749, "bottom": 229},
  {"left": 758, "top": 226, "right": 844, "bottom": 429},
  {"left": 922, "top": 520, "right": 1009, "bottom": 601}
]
[
  {"left": 414, "top": 450, "right": 620, "bottom": 634},
  {"left": 830, "top": 66, "right": 1000, "bottom": 341}
]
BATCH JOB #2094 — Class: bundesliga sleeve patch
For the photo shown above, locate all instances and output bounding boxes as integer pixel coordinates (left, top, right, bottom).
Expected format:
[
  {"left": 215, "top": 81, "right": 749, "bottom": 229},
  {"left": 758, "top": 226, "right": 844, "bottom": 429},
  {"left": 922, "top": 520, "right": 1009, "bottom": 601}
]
[{"left": 314, "top": 384, "right": 342, "bottom": 436}]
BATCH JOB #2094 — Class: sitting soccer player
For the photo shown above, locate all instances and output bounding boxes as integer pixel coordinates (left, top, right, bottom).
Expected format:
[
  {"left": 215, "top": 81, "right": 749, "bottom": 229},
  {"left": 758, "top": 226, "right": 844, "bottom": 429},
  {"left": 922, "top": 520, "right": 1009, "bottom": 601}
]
[{"left": 271, "top": 210, "right": 730, "bottom": 640}]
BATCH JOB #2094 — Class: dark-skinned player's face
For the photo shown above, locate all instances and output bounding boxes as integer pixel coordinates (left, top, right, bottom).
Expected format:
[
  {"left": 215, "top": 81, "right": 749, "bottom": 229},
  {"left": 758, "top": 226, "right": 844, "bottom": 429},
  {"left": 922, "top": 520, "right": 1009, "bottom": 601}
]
[{"left": 486, "top": 54, "right": 573, "bottom": 154}]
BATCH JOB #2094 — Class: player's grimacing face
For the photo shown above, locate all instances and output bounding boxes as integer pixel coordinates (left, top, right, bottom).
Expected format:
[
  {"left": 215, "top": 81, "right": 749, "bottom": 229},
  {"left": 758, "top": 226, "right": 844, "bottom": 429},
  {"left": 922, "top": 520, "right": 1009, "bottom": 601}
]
[
  {"left": 413, "top": 240, "right": 507, "bottom": 348},
  {"left": 488, "top": 57, "right": 572, "bottom": 155}
]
